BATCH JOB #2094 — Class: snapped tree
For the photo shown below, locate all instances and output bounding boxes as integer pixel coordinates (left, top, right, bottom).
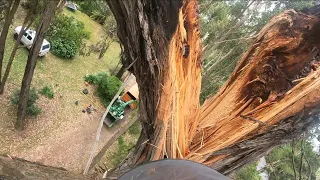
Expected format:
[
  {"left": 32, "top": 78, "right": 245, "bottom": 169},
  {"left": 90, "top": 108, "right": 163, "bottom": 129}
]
[
  {"left": 106, "top": 0, "right": 320, "bottom": 176},
  {"left": 1, "top": 0, "right": 320, "bottom": 179}
]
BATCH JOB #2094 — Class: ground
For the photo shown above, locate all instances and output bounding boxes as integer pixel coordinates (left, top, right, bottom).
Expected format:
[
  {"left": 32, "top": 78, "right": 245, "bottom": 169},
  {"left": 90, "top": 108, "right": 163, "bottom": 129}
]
[{"left": 0, "top": 7, "right": 136, "bottom": 173}]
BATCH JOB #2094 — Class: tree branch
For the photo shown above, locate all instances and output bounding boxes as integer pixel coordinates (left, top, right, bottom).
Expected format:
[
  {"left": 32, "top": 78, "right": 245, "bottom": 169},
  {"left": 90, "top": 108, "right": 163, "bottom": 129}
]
[
  {"left": 292, "top": 140, "right": 297, "bottom": 180},
  {"left": 298, "top": 139, "right": 304, "bottom": 180}
]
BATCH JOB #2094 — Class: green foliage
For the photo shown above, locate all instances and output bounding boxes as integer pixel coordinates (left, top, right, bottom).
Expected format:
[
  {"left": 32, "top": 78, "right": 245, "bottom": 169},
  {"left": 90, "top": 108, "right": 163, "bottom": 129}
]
[
  {"left": 39, "top": 86, "right": 54, "bottom": 99},
  {"left": 90, "top": 10, "right": 106, "bottom": 24},
  {"left": 128, "top": 121, "right": 141, "bottom": 136},
  {"left": 234, "top": 162, "right": 261, "bottom": 180},
  {"left": 109, "top": 135, "right": 134, "bottom": 167},
  {"left": 21, "top": 0, "right": 46, "bottom": 19},
  {"left": 74, "top": 0, "right": 111, "bottom": 25},
  {"left": 266, "top": 140, "right": 320, "bottom": 180},
  {"left": 47, "top": 15, "right": 90, "bottom": 59},
  {"left": 51, "top": 38, "right": 78, "bottom": 58},
  {"left": 84, "top": 72, "right": 122, "bottom": 106},
  {"left": 10, "top": 88, "right": 42, "bottom": 117}
]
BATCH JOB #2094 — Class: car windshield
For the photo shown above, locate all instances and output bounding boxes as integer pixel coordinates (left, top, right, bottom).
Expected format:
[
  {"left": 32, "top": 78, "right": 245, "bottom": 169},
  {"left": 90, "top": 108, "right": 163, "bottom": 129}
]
[{"left": 42, "top": 44, "right": 50, "bottom": 50}]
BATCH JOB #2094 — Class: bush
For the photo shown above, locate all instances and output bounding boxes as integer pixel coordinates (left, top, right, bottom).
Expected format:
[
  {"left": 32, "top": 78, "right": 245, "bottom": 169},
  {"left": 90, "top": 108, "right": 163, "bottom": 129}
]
[
  {"left": 51, "top": 38, "right": 78, "bottom": 59},
  {"left": 84, "top": 72, "right": 122, "bottom": 106},
  {"left": 47, "top": 15, "right": 90, "bottom": 59},
  {"left": 11, "top": 88, "right": 42, "bottom": 117},
  {"left": 39, "top": 86, "right": 54, "bottom": 99}
]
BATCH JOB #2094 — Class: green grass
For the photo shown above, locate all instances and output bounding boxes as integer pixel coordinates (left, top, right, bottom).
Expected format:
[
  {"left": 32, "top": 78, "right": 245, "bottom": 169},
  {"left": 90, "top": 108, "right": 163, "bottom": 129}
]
[
  {"left": 0, "top": 6, "right": 121, "bottom": 158},
  {"left": 108, "top": 135, "right": 135, "bottom": 167},
  {"left": 128, "top": 121, "right": 141, "bottom": 136}
]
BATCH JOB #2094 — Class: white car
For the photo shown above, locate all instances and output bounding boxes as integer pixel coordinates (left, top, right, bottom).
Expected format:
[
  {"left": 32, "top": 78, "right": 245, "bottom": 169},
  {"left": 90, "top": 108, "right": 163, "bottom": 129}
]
[{"left": 14, "top": 26, "right": 50, "bottom": 56}]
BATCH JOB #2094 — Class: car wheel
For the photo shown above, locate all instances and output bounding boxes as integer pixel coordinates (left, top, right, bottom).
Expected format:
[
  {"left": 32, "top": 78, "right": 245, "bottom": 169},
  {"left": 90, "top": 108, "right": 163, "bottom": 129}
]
[{"left": 13, "top": 33, "right": 18, "bottom": 40}]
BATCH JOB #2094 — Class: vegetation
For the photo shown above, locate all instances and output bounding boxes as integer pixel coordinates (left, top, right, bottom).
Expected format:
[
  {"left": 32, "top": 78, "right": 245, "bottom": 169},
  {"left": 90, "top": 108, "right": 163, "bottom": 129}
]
[
  {"left": 234, "top": 162, "right": 261, "bottom": 180},
  {"left": 47, "top": 15, "right": 90, "bottom": 59},
  {"left": 84, "top": 72, "right": 122, "bottom": 106},
  {"left": 39, "top": 86, "right": 54, "bottom": 99},
  {"left": 108, "top": 135, "right": 135, "bottom": 167},
  {"left": 128, "top": 121, "right": 141, "bottom": 136},
  {"left": 11, "top": 88, "right": 41, "bottom": 117},
  {"left": 266, "top": 140, "right": 320, "bottom": 180},
  {"left": 74, "top": 0, "right": 111, "bottom": 25}
]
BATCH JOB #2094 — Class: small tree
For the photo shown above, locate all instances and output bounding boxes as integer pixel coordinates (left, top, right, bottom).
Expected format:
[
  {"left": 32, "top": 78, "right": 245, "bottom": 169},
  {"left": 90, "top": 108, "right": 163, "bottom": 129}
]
[{"left": 47, "top": 15, "right": 90, "bottom": 59}]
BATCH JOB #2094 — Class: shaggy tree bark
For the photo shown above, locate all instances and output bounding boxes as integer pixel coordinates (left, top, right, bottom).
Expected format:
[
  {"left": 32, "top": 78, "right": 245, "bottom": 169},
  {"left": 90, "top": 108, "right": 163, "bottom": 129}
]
[
  {"left": 107, "top": 0, "right": 202, "bottom": 168},
  {"left": 2, "top": 1, "right": 320, "bottom": 179},
  {"left": 106, "top": 0, "right": 320, "bottom": 177},
  {"left": 16, "top": 0, "right": 58, "bottom": 130}
]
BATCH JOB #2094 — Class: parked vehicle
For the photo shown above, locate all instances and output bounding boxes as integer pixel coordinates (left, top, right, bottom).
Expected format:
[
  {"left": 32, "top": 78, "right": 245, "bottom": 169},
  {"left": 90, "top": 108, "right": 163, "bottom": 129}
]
[
  {"left": 13, "top": 26, "right": 51, "bottom": 56},
  {"left": 104, "top": 97, "right": 135, "bottom": 127}
]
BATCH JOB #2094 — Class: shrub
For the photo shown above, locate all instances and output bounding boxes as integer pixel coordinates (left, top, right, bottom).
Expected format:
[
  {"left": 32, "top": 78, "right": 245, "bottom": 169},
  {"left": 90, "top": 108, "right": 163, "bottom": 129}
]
[
  {"left": 51, "top": 38, "right": 78, "bottom": 59},
  {"left": 39, "top": 86, "right": 54, "bottom": 99},
  {"left": 84, "top": 72, "right": 122, "bottom": 106},
  {"left": 90, "top": 10, "right": 106, "bottom": 24},
  {"left": 47, "top": 15, "right": 90, "bottom": 59},
  {"left": 11, "top": 88, "right": 42, "bottom": 117}
]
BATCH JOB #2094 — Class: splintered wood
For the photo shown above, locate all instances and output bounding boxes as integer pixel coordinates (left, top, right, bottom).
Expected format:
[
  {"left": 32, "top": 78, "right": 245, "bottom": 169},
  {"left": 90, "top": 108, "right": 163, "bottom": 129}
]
[
  {"left": 186, "top": 10, "right": 320, "bottom": 164},
  {"left": 153, "top": 0, "right": 202, "bottom": 160},
  {"left": 155, "top": 7, "right": 320, "bottom": 165}
]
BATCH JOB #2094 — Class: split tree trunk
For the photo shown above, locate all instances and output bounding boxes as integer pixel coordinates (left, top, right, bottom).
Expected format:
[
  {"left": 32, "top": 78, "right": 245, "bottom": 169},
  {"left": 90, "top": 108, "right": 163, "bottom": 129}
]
[
  {"left": 1, "top": 1, "right": 320, "bottom": 179},
  {"left": 107, "top": 0, "right": 320, "bottom": 176},
  {"left": 16, "top": 0, "right": 58, "bottom": 130},
  {"left": 107, "top": 0, "right": 202, "bottom": 169}
]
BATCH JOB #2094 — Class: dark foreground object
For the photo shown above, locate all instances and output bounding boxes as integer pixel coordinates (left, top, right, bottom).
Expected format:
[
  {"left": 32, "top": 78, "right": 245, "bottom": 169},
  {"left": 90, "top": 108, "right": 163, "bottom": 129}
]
[{"left": 119, "top": 159, "right": 230, "bottom": 180}]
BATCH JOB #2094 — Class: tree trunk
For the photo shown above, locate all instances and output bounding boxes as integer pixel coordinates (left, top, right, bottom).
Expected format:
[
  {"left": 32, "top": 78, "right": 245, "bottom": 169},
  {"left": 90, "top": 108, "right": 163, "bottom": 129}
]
[
  {"left": 16, "top": 1, "right": 58, "bottom": 131},
  {"left": 1, "top": 1, "right": 320, "bottom": 179},
  {"left": 0, "top": 155, "right": 92, "bottom": 180},
  {"left": 0, "top": 0, "right": 20, "bottom": 83},
  {"left": 107, "top": 1, "right": 320, "bottom": 177},
  {"left": 0, "top": 18, "right": 33, "bottom": 94}
]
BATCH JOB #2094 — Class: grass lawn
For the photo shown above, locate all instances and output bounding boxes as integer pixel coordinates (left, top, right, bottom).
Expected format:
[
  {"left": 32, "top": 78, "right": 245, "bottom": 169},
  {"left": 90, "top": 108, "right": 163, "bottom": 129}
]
[{"left": 0, "top": 7, "right": 122, "bottom": 172}]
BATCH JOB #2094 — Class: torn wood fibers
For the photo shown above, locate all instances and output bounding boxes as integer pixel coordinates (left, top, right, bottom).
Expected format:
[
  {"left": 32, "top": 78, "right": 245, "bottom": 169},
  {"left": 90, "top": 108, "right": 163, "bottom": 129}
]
[
  {"left": 108, "top": 0, "right": 320, "bottom": 174},
  {"left": 150, "top": 2, "right": 320, "bottom": 167}
]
